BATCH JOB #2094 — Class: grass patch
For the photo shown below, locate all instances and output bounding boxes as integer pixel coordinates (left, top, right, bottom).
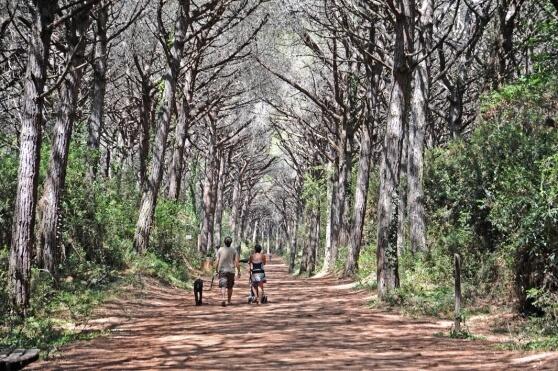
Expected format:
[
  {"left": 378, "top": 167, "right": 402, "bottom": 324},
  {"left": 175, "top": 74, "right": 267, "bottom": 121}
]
[{"left": 0, "top": 249, "right": 194, "bottom": 358}]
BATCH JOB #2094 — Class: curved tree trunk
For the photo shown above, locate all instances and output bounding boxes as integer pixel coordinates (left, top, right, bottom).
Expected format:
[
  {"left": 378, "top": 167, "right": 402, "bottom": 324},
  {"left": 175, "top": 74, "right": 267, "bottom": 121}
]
[
  {"left": 9, "top": 0, "right": 57, "bottom": 316},
  {"left": 37, "top": 8, "right": 90, "bottom": 274},
  {"left": 345, "top": 125, "right": 372, "bottom": 277},
  {"left": 86, "top": 2, "right": 108, "bottom": 181},
  {"left": 134, "top": 2, "right": 189, "bottom": 253},
  {"left": 137, "top": 64, "right": 154, "bottom": 189}
]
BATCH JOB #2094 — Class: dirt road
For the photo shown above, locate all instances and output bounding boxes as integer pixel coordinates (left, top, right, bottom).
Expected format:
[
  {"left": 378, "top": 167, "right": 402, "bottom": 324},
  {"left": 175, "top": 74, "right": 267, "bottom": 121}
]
[{"left": 33, "top": 259, "right": 558, "bottom": 370}]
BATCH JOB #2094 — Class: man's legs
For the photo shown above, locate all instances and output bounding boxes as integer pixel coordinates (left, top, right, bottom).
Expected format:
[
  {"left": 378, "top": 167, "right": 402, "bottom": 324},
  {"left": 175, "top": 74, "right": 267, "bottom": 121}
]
[
  {"left": 227, "top": 272, "right": 235, "bottom": 304},
  {"left": 219, "top": 273, "right": 227, "bottom": 306},
  {"left": 221, "top": 286, "right": 227, "bottom": 306},
  {"left": 227, "top": 287, "right": 233, "bottom": 304}
]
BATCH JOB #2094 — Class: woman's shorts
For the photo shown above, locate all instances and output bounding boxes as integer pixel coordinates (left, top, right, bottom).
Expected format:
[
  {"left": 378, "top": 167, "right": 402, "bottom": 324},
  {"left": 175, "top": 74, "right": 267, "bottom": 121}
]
[
  {"left": 219, "top": 272, "right": 235, "bottom": 289},
  {"left": 251, "top": 272, "right": 266, "bottom": 286}
]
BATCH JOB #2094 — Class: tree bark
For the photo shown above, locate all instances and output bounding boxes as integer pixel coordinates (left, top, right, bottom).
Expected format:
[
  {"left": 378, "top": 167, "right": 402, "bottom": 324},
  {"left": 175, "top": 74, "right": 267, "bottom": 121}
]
[
  {"left": 305, "top": 206, "right": 319, "bottom": 275},
  {"left": 397, "top": 130, "right": 408, "bottom": 256},
  {"left": 289, "top": 216, "right": 299, "bottom": 274},
  {"left": 266, "top": 224, "right": 272, "bottom": 255},
  {"left": 252, "top": 220, "right": 258, "bottom": 245},
  {"left": 299, "top": 208, "right": 311, "bottom": 274},
  {"left": 134, "top": 1, "right": 189, "bottom": 253},
  {"left": 230, "top": 173, "right": 243, "bottom": 249},
  {"left": 321, "top": 158, "right": 339, "bottom": 273},
  {"left": 377, "top": 0, "right": 414, "bottom": 300},
  {"left": 37, "top": 6, "right": 90, "bottom": 274},
  {"left": 137, "top": 62, "right": 154, "bottom": 189},
  {"left": 345, "top": 125, "right": 372, "bottom": 277},
  {"left": 332, "top": 125, "right": 349, "bottom": 268},
  {"left": 167, "top": 70, "right": 193, "bottom": 199},
  {"left": 213, "top": 152, "right": 227, "bottom": 247},
  {"left": 86, "top": 1, "right": 108, "bottom": 181},
  {"left": 9, "top": 0, "right": 57, "bottom": 316},
  {"left": 198, "top": 141, "right": 218, "bottom": 254},
  {"left": 408, "top": 0, "right": 431, "bottom": 254}
]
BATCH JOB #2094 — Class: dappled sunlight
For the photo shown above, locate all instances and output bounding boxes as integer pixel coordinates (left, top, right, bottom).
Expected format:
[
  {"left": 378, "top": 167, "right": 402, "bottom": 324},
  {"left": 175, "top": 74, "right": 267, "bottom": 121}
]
[{"left": 31, "top": 260, "right": 558, "bottom": 370}]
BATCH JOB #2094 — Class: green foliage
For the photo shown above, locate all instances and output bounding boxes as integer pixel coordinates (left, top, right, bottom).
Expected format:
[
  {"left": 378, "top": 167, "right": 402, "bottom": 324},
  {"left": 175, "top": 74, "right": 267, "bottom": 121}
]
[
  {"left": 302, "top": 166, "right": 327, "bottom": 209},
  {"left": 1, "top": 264, "right": 120, "bottom": 357},
  {"left": 425, "top": 117, "right": 558, "bottom": 309},
  {"left": 0, "top": 138, "right": 201, "bottom": 353},
  {"left": 0, "top": 150, "right": 18, "bottom": 248}
]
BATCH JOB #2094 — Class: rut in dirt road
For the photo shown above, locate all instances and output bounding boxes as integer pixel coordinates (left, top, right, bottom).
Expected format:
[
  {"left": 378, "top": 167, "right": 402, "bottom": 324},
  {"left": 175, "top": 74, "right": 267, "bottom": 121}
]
[{"left": 33, "top": 259, "right": 558, "bottom": 370}]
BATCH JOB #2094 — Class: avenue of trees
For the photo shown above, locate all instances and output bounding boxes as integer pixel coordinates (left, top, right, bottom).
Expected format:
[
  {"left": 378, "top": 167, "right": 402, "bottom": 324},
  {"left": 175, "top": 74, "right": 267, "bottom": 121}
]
[{"left": 0, "top": 0, "right": 557, "bottom": 335}]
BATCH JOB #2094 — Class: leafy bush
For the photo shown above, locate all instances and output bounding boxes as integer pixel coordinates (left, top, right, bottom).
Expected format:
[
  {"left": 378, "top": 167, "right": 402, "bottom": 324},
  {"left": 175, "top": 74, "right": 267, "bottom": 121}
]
[{"left": 425, "top": 76, "right": 558, "bottom": 313}]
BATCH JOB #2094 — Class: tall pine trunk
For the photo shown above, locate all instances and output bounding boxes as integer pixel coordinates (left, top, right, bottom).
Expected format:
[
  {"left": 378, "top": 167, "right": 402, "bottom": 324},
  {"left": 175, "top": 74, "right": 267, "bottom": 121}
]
[
  {"left": 213, "top": 153, "right": 227, "bottom": 247},
  {"left": 321, "top": 157, "right": 340, "bottom": 273},
  {"left": 167, "top": 72, "right": 193, "bottom": 199},
  {"left": 37, "top": 7, "right": 90, "bottom": 274},
  {"left": 198, "top": 147, "right": 217, "bottom": 254},
  {"left": 134, "top": 2, "right": 188, "bottom": 253},
  {"left": 86, "top": 2, "right": 108, "bottom": 180},
  {"left": 345, "top": 125, "right": 372, "bottom": 277},
  {"left": 376, "top": 0, "right": 414, "bottom": 300},
  {"left": 408, "top": 0, "right": 432, "bottom": 254},
  {"left": 137, "top": 63, "right": 154, "bottom": 188},
  {"left": 9, "top": 0, "right": 57, "bottom": 315}
]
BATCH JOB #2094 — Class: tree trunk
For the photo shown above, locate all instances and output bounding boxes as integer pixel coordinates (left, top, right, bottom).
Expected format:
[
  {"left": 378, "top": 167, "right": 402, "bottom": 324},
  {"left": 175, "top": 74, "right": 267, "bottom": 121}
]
[
  {"left": 408, "top": 0, "right": 431, "bottom": 254},
  {"left": 230, "top": 175, "right": 244, "bottom": 249},
  {"left": 275, "top": 227, "right": 280, "bottom": 253},
  {"left": 345, "top": 125, "right": 372, "bottom": 277},
  {"left": 239, "top": 192, "right": 250, "bottom": 243},
  {"left": 251, "top": 220, "right": 258, "bottom": 246},
  {"left": 307, "top": 206, "right": 319, "bottom": 275},
  {"left": 266, "top": 224, "right": 272, "bottom": 255},
  {"left": 397, "top": 132, "right": 408, "bottom": 256},
  {"left": 37, "top": 7, "right": 90, "bottom": 274},
  {"left": 9, "top": 0, "right": 57, "bottom": 316},
  {"left": 213, "top": 152, "right": 227, "bottom": 247},
  {"left": 138, "top": 65, "right": 154, "bottom": 189},
  {"left": 134, "top": 2, "right": 188, "bottom": 253},
  {"left": 377, "top": 0, "right": 414, "bottom": 300},
  {"left": 289, "top": 216, "right": 299, "bottom": 274},
  {"left": 86, "top": 1, "right": 108, "bottom": 181},
  {"left": 497, "top": 0, "right": 522, "bottom": 85},
  {"left": 167, "top": 71, "right": 193, "bottom": 199},
  {"left": 299, "top": 208, "right": 311, "bottom": 274},
  {"left": 321, "top": 159, "right": 338, "bottom": 273},
  {"left": 332, "top": 126, "right": 349, "bottom": 269},
  {"left": 314, "top": 204, "right": 321, "bottom": 267},
  {"left": 198, "top": 145, "right": 217, "bottom": 254}
]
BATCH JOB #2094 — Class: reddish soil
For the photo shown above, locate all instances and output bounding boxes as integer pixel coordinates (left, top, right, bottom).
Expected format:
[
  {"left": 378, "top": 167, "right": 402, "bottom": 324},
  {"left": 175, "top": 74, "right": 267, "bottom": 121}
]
[{"left": 32, "top": 259, "right": 558, "bottom": 370}]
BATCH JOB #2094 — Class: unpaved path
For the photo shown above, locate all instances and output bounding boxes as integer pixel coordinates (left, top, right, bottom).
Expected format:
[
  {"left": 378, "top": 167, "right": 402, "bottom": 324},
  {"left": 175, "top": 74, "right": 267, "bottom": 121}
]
[{"left": 33, "top": 259, "right": 558, "bottom": 370}]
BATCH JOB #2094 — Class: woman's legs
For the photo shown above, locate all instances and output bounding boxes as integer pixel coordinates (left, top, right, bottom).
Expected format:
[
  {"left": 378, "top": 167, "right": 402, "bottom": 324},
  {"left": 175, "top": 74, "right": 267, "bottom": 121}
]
[
  {"left": 258, "top": 283, "right": 264, "bottom": 303},
  {"left": 253, "top": 283, "right": 260, "bottom": 303}
]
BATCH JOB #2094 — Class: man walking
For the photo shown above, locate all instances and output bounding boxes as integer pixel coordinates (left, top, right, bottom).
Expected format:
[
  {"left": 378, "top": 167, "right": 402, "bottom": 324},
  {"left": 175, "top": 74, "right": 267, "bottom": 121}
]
[{"left": 215, "top": 236, "right": 240, "bottom": 306}]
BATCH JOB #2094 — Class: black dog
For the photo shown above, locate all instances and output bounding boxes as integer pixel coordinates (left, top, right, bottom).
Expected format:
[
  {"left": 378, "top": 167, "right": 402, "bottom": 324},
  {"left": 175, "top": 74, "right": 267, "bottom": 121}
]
[{"left": 194, "top": 278, "right": 203, "bottom": 306}]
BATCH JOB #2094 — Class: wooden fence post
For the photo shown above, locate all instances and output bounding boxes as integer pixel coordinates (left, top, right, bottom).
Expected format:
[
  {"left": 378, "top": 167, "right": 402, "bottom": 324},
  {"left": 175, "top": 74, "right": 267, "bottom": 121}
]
[{"left": 454, "top": 253, "right": 462, "bottom": 332}]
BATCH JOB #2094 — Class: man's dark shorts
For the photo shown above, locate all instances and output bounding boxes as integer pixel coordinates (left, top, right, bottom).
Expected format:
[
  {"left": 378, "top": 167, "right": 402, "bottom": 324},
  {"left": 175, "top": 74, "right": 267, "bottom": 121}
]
[{"left": 219, "top": 272, "right": 235, "bottom": 289}]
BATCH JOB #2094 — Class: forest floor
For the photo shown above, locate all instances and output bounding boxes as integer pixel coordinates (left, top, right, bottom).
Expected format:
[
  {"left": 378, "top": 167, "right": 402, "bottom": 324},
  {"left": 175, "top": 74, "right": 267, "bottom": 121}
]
[{"left": 31, "top": 259, "right": 558, "bottom": 370}]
